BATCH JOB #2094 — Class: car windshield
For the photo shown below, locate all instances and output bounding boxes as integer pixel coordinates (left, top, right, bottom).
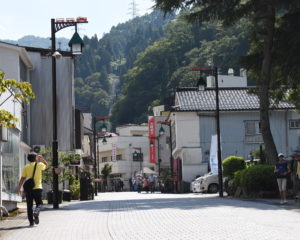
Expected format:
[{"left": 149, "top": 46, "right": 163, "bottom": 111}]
[{"left": 204, "top": 172, "right": 213, "bottom": 177}]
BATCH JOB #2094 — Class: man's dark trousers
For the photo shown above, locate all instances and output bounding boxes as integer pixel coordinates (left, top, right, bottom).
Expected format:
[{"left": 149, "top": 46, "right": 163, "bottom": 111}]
[{"left": 25, "top": 189, "right": 43, "bottom": 225}]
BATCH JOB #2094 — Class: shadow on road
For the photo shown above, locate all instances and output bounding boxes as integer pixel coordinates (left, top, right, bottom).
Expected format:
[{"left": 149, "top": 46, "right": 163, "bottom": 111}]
[
  {"left": 53, "top": 194, "right": 298, "bottom": 213},
  {"left": 0, "top": 225, "right": 33, "bottom": 231}
]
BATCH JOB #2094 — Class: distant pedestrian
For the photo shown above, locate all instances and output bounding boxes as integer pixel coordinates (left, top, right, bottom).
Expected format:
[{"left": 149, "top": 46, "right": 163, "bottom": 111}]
[
  {"left": 148, "top": 174, "right": 156, "bottom": 193},
  {"left": 274, "top": 153, "right": 290, "bottom": 204},
  {"left": 143, "top": 177, "right": 149, "bottom": 193},
  {"left": 136, "top": 176, "right": 143, "bottom": 193},
  {"left": 17, "top": 152, "right": 48, "bottom": 227},
  {"left": 119, "top": 180, "right": 124, "bottom": 191}
]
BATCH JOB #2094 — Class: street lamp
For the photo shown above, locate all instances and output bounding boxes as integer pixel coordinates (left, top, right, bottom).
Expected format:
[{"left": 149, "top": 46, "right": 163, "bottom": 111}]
[
  {"left": 68, "top": 32, "right": 84, "bottom": 55},
  {"left": 159, "top": 126, "right": 165, "bottom": 136},
  {"left": 51, "top": 17, "right": 87, "bottom": 209},
  {"left": 157, "top": 121, "right": 174, "bottom": 192},
  {"left": 192, "top": 66, "right": 223, "bottom": 197},
  {"left": 93, "top": 116, "right": 110, "bottom": 196},
  {"left": 133, "top": 147, "right": 143, "bottom": 173},
  {"left": 150, "top": 126, "right": 163, "bottom": 177}
]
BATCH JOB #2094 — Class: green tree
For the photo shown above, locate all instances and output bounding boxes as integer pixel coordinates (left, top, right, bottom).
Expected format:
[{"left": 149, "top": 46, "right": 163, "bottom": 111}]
[
  {"left": 0, "top": 71, "right": 35, "bottom": 127},
  {"left": 42, "top": 148, "right": 78, "bottom": 186},
  {"left": 101, "top": 163, "right": 112, "bottom": 190},
  {"left": 154, "top": 0, "right": 299, "bottom": 164}
]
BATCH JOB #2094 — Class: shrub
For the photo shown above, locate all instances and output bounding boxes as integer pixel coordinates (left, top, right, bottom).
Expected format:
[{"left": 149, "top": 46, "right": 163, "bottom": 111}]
[
  {"left": 233, "top": 169, "right": 244, "bottom": 187},
  {"left": 222, "top": 156, "right": 246, "bottom": 179},
  {"left": 239, "top": 164, "right": 277, "bottom": 194},
  {"left": 69, "top": 179, "right": 80, "bottom": 199}
]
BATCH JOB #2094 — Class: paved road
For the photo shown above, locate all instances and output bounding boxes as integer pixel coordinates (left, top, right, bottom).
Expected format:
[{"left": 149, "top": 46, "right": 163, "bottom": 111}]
[{"left": 1, "top": 192, "right": 300, "bottom": 240}]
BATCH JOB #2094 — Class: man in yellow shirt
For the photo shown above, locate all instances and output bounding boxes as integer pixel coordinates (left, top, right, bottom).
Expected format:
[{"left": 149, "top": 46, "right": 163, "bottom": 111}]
[{"left": 17, "top": 152, "right": 48, "bottom": 227}]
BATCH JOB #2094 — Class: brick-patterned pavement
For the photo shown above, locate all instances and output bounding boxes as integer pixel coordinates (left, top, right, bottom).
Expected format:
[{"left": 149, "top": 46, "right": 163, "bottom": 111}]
[{"left": 1, "top": 192, "right": 300, "bottom": 240}]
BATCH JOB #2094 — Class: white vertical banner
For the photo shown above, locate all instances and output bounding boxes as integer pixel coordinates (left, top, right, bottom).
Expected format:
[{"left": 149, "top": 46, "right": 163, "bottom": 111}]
[
  {"left": 209, "top": 135, "right": 218, "bottom": 174},
  {"left": 112, "top": 143, "right": 117, "bottom": 162}
]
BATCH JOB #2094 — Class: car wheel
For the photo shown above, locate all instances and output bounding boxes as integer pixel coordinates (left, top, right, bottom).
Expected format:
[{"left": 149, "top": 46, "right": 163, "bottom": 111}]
[{"left": 208, "top": 184, "right": 219, "bottom": 193}]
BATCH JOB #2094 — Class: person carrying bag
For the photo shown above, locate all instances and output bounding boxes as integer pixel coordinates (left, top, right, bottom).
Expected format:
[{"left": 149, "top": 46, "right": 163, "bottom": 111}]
[
  {"left": 17, "top": 152, "right": 48, "bottom": 227},
  {"left": 23, "top": 162, "right": 37, "bottom": 192}
]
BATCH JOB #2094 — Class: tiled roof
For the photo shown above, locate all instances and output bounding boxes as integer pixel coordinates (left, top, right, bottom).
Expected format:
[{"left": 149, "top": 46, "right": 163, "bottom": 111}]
[{"left": 175, "top": 87, "right": 295, "bottom": 112}]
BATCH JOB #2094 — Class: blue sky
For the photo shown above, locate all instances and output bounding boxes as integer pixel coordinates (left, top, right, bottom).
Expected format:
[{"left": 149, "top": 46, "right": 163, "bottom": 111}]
[{"left": 0, "top": 0, "right": 154, "bottom": 40}]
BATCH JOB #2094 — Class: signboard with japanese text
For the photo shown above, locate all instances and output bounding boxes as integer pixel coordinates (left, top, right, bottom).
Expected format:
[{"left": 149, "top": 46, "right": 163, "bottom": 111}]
[
  {"left": 149, "top": 141, "right": 156, "bottom": 163},
  {"left": 148, "top": 116, "right": 155, "bottom": 138},
  {"left": 209, "top": 135, "right": 218, "bottom": 174}
]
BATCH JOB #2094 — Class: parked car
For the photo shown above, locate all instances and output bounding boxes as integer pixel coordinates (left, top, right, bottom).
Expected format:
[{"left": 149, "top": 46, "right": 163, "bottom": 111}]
[
  {"left": 191, "top": 176, "right": 202, "bottom": 192},
  {"left": 191, "top": 172, "right": 219, "bottom": 193}
]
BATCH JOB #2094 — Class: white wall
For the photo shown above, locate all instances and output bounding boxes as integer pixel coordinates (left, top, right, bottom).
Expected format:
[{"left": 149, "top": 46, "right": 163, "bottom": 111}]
[
  {"left": 174, "top": 112, "right": 200, "bottom": 149},
  {"left": 116, "top": 124, "right": 148, "bottom": 136},
  {"left": 207, "top": 75, "right": 247, "bottom": 88},
  {"left": 0, "top": 44, "right": 25, "bottom": 131},
  {"left": 0, "top": 43, "right": 33, "bottom": 208},
  {"left": 172, "top": 109, "right": 300, "bottom": 183}
]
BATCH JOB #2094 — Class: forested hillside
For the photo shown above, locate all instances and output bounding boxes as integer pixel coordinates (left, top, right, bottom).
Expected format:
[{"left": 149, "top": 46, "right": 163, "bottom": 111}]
[
  {"left": 74, "top": 11, "right": 174, "bottom": 117},
  {"left": 2, "top": 35, "right": 69, "bottom": 49},
  {"left": 110, "top": 16, "right": 251, "bottom": 127},
  {"left": 74, "top": 10, "right": 251, "bottom": 127}
]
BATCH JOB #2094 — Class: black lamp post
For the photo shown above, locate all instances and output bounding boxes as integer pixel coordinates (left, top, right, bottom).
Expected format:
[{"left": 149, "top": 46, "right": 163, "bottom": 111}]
[
  {"left": 214, "top": 67, "right": 223, "bottom": 197},
  {"left": 157, "top": 126, "right": 165, "bottom": 176},
  {"left": 133, "top": 148, "right": 142, "bottom": 173},
  {"left": 51, "top": 17, "right": 87, "bottom": 209},
  {"left": 93, "top": 117, "right": 98, "bottom": 196},
  {"left": 192, "top": 66, "right": 223, "bottom": 197},
  {"left": 93, "top": 117, "right": 108, "bottom": 196},
  {"left": 157, "top": 121, "right": 173, "bottom": 192}
]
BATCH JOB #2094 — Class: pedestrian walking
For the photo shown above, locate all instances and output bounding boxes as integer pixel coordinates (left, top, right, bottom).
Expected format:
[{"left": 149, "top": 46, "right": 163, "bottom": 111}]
[
  {"left": 143, "top": 177, "right": 149, "bottom": 193},
  {"left": 136, "top": 176, "right": 143, "bottom": 193},
  {"left": 274, "top": 153, "right": 290, "bottom": 204},
  {"left": 148, "top": 174, "right": 156, "bottom": 193},
  {"left": 17, "top": 152, "right": 48, "bottom": 227},
  {"left": 291, "top": 150, "right": 300, "bottom": 201}
]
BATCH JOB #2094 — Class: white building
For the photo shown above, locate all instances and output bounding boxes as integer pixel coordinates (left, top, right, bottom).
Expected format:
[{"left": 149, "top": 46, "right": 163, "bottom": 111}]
[
  {"left": 170, "top": 86, "right": 300, "bottom": 192},
  {"left": 0, "top": 42, "right": 77, "bottom": 210},
  {"left": 0, "top": 41, "right": 34, "bottom": 211},
  {"left": 98, "top": 124, "right": 155, "bottom": 190}
]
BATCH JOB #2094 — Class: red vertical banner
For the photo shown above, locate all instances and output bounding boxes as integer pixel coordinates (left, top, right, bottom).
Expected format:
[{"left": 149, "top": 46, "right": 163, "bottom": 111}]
[
  {"left": 148, "top": 116, "right": 156, "bottom": 163},
  {"left": 148, "top": 116, "right": 155, "bottom": 138},
  {"left": 149, "top": 140, "right": 156, "bottom": 163}
]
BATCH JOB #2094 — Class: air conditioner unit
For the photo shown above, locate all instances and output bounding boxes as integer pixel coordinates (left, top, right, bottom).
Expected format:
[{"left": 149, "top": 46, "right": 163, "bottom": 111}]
[{"left": 32, "top": 145, "right": 45, "bottom": 154}]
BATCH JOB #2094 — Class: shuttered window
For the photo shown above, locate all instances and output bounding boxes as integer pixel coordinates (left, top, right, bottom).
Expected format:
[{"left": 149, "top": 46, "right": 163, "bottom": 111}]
[
  {"left": 290, "top": 120, "right": 300, "bottom": 129},
  {"left": 245, "top": 121, "right": 261, "bottom": 135}
]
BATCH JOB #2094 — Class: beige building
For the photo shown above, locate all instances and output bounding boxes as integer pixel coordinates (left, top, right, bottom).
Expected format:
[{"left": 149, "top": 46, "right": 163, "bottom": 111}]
[{"left": 97, "top": 124, "right": 155, "bottom": 190}]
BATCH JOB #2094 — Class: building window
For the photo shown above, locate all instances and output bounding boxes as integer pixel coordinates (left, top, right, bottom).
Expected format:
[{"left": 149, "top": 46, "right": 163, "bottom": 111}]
[
  {"left": 289, "top": 120, "right": 300, "bottom": 129},
  {"left": 102, "top": 157, "right": 108, "bottom": 163},
  {"left": 245, "top": 121, "right": 261, "bottom": 135},
  {"left": 116, "top": 154, "right": 122, "bottom": 161}
]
